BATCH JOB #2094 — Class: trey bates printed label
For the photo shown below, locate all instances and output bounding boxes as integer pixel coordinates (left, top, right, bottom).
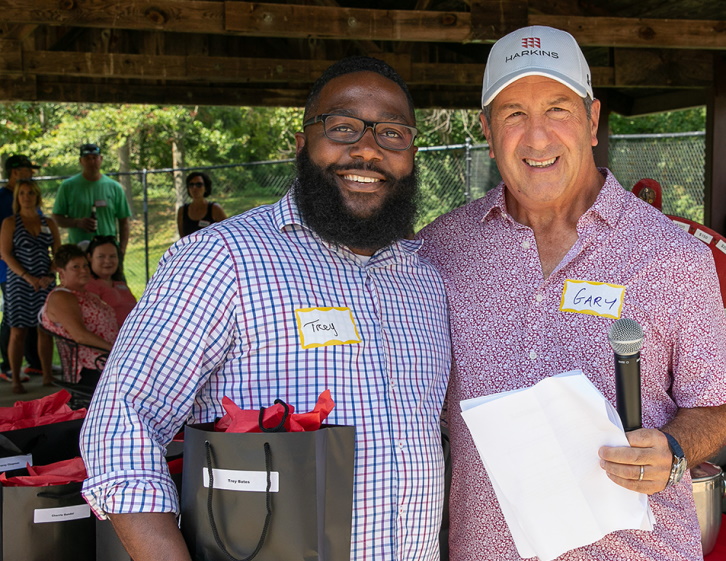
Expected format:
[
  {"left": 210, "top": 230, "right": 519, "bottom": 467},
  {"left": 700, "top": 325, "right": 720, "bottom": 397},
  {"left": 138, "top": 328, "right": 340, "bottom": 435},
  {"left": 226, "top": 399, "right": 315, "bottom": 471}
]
[{"left": 203, "top": 468, "right": 280, "bottom": 493}]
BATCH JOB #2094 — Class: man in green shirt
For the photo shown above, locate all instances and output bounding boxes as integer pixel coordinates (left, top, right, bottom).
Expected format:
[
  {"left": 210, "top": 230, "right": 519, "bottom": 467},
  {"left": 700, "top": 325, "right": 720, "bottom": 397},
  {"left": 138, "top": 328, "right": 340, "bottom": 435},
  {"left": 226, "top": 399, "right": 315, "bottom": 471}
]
[{"left": 53, "top": 143, "right": 131, "bottom": 254}]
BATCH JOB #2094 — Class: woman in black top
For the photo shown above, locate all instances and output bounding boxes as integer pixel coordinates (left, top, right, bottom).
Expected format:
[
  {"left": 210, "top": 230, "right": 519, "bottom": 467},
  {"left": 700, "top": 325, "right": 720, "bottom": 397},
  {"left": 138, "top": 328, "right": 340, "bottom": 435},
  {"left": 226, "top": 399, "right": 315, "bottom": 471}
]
[{"left": 176, "top": 172, "right": 227, "bottom": 237}]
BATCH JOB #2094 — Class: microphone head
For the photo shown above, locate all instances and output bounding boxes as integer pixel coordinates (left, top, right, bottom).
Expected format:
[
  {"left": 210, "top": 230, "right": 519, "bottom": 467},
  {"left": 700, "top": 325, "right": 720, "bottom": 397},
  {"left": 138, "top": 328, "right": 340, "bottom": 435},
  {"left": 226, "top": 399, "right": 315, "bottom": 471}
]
[{"left": 608, "top": 318, "right": 644, "bottom": 356}]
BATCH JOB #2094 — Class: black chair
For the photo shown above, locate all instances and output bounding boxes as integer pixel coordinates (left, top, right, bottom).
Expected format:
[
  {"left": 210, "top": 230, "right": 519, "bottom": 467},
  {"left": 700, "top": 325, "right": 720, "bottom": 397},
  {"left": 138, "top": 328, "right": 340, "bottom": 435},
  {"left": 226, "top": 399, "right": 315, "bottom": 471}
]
[{"left": 38, "top": 324, "right": 108, "bottom": 409}]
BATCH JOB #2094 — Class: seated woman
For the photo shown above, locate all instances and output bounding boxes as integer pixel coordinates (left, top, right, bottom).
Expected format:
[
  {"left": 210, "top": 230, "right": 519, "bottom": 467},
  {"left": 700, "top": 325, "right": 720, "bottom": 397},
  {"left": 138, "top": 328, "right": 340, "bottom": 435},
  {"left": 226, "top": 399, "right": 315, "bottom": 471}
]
[
  {"left": 40, "top": 244, "right": 118, "bottom": 384},
  {"left": 85, "top": 235, "right": 137, "bottom": 327}
]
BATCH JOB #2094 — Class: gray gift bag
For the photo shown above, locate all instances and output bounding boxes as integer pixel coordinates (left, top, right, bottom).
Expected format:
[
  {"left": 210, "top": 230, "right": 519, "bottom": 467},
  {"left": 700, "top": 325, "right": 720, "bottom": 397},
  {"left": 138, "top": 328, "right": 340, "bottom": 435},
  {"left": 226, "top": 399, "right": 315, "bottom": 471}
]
[
  {"left": 0, "top": 481, "right": 95, "bottom": 561},
  {"left": 180, "top": 415, "right": 355, "bottom": 561}
]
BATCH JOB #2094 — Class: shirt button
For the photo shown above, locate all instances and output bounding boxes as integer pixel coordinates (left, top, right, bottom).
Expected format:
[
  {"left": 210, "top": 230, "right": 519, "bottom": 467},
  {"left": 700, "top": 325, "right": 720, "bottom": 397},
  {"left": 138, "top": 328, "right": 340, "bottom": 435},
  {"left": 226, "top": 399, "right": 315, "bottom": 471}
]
[
  {"left": 529, "top": 350, "right": 538, "bottom": 360},
  {"left": 535, "top": 293, "right": 543, "bottom": 302},
  {"left": 398, "top": 441, "right": 404, "bottom": 449},
  {"left": 522, "top": 240, "right": 530, "bottom": 249}
]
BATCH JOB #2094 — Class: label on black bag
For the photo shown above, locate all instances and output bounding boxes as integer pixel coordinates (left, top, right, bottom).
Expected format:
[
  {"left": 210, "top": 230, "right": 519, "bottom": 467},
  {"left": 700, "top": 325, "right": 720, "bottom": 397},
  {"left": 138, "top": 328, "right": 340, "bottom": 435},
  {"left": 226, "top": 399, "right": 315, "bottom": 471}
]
[
  {"left": 202, "top": 468, "right": 279, "bottom": 492},
  {"left": 0, "top": 454, "right": 32, "bottom": 471},
  {"left": 34, "top": 504, "right": 91, "bottom": 523}
]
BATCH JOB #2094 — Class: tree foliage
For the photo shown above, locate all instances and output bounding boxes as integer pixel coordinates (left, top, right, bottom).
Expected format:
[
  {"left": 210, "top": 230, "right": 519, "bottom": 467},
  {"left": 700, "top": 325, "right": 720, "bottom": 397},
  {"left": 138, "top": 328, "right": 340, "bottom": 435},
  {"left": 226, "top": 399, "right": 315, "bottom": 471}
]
[{"left": 0, "top": 102, "right": 304, "bottom": 180}]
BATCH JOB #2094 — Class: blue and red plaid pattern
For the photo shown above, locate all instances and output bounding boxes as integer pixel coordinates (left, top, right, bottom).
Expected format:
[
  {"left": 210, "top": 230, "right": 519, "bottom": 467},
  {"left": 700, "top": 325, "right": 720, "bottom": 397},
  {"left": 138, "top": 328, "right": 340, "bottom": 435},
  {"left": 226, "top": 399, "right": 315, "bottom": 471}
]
[{"left": 81, "top": 190, "right": 451, "bottom": 561}]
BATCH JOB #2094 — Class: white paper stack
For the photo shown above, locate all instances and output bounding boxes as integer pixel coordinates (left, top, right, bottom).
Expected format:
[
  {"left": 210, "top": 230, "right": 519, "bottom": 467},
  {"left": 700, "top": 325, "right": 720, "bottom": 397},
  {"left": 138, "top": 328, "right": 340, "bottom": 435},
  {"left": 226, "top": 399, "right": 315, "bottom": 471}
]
[{"left": 460, "top": 370, "right": 654, "bottom": 561}]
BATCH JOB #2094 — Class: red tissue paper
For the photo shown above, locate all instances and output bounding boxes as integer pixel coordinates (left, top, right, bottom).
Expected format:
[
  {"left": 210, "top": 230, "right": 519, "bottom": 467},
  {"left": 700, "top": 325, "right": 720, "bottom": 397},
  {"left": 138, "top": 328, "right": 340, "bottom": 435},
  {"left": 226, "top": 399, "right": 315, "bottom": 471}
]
[
  {"left": 0, "top": 390, "right": 86, "bottom": 432},
  {"left": 216, "top": 390, "right": 335, "bottom": 433},
  {"left": 0, "top": 457, "right": 87, "bottom": 487}
]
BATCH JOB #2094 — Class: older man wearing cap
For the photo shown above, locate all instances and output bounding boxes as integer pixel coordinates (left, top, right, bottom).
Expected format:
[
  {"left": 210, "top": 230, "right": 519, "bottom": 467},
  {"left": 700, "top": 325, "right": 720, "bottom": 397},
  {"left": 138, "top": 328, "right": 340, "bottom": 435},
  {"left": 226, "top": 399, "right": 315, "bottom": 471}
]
[
  {"left": 419, "top": 26, "right": 726, "bottom": 560},
  {"left": 0, "top": 155, "right": 44, "bottom": 379},
  {"left": 53, "top": 143, "right": 131, "bottom": 254}
]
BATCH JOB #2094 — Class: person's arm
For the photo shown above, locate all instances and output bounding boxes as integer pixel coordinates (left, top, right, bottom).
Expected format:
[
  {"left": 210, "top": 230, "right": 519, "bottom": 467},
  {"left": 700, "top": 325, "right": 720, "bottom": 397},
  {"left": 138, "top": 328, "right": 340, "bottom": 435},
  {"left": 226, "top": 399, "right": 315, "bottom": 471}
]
[
  {"left": 0, "top": 216, "right": 14, "bottom": 264},
  {"left": 599, "top": 405, "right": 726, "bottom": 494},
  {"left": 176, "top": 207, "right": 184, "bottom": 238},
  {"left": 37, "top": 217, "right": 62, "bottom": 290},
  {"left": 108, "top": 513, "right": 192, "bottom": 561},
  {"left": 47, "top": 216, "right": 62, "bottom": 254},
  {"left": 118, "top": 217, "right": 129, "bottom": 255},
  {"left": 211, "top": 203, "right": 227, "bottom": 222},
  {"left": 45, "top": 290, "right": 114, "bottom": 350},
  {"left": 80, "top": 234, "right": 239, "bottom": 556},
  {"left": 52, "top": 213, "right": 97, "bottom": 232}
]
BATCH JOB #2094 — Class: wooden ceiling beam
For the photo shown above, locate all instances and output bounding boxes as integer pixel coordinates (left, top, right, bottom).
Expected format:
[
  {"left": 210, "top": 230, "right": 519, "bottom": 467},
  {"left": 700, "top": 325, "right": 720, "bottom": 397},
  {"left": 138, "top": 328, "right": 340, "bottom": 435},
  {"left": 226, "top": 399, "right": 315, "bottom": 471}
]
[
  {"left": 0, "top": 49, "right": 629, "bottom": 89},
  {"left": 0, "top": 1, "right": 725, "bottom": 49}
]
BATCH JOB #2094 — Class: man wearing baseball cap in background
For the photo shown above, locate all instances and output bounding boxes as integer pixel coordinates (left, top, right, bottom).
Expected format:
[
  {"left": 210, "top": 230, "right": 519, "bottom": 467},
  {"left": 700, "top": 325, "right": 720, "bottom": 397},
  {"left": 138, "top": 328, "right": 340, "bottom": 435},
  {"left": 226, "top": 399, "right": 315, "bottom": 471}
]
[
  {"left": 52, "top": 143, "right": 130, "bottom": 254},
  {"left": 419, "top": 26, "right": 726, "bottom": 559},
  {"left": 0, "top": 155, "right": 43, "bottom": 379}
]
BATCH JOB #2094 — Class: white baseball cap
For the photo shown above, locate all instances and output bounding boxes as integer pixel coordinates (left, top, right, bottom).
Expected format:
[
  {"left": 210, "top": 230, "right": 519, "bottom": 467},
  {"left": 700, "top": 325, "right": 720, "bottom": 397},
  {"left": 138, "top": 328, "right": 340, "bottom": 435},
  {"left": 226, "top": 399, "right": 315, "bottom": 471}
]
[{"left": 481, "top": 26, "right": 593, "bottom": 107}]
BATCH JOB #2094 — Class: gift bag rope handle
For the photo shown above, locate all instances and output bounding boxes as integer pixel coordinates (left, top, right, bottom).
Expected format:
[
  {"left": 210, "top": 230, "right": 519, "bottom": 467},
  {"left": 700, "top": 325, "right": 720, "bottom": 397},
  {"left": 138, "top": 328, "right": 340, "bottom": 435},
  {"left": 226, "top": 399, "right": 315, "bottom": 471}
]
[
  {"left": 37, "top": 483, "right": 83, "bottom": 500},
  {"left": 204, "top": 440, "right": 273, "bottom": 561},
  {"left": 258, "top": 399, "right": 290, "bottom": 433}
]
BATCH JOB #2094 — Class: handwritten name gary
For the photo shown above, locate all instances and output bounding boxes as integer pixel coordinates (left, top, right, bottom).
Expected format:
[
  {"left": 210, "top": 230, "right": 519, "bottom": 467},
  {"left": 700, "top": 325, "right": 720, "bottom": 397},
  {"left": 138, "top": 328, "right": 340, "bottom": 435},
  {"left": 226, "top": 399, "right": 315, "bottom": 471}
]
[
  {"left": 572, "top": 288, "right": 618, "bottom": 311},
  {"left": 560, "top": 279, "right": 625, "bottom": 319}
]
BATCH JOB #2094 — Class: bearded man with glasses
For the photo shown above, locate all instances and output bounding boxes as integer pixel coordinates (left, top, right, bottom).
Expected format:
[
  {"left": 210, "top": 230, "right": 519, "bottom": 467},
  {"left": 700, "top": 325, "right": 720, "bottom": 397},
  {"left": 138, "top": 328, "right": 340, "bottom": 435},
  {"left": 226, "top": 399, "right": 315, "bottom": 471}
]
[{"left": 81, "top": 56, "right": 451, "bottom": 561}]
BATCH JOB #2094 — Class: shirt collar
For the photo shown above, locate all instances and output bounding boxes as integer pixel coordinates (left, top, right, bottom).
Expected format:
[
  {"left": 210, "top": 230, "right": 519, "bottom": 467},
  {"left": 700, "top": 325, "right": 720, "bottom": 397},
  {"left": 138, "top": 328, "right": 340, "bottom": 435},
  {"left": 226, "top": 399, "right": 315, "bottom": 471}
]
[
  {"left": 479, "top": 168, "right": 625, "bottom": 230},
  {"left": 272, "top": 182, "right": 423, "bottom": 264}
]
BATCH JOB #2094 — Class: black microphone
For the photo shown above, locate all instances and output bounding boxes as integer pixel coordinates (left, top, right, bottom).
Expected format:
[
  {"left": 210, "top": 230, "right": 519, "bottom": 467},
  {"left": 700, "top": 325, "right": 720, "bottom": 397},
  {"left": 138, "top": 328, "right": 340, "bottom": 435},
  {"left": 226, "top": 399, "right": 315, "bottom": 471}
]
[{"left": 607, "top": 318, "right": 643, "bottom": 432}]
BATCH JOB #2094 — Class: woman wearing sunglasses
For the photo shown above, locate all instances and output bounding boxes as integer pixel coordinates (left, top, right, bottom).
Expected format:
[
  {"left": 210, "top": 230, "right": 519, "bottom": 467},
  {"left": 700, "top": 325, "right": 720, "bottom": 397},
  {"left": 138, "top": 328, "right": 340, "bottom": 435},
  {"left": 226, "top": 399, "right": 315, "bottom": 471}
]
[{"left": 176, "top": 172, "right": 227, "bottom": 238}]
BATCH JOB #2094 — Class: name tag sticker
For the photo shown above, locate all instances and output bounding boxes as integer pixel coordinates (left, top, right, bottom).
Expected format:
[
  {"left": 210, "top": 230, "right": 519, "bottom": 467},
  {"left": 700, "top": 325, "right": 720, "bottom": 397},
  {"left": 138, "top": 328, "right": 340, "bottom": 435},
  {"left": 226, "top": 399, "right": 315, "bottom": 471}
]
[
  {"left": 34, "top": 504, "right": 90, "bottom": 524},
  {"left": 94, "top": 200, "right": 108, "bottom": 208},
  {"left": 203, "top": 468, "right": 279, "bottom": 493},
  {"left": 198, "top": 220, "right": 211, "bottom": 228},
  {"left": 295, "top": 307, "right": 362, "bottom": 349},
  {"left": 40, "top": 226, "right": 50, "bottom": 234},
  {"left": 717, "top": 240, "right": 726, "bottom": 255},
  {"left": 560, "top": 280, "right": 626, "bottom": 319}
]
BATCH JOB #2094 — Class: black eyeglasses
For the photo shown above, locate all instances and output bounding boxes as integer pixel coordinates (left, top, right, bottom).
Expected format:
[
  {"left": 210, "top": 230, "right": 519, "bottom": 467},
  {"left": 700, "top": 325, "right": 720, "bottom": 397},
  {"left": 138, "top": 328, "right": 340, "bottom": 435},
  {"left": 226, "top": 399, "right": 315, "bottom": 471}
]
[
  {"left": 187, "top": 182, "right": 205, "bottom": 187},
  {"left": 303, "top": 114, "right": 418, "bottom": 151}
]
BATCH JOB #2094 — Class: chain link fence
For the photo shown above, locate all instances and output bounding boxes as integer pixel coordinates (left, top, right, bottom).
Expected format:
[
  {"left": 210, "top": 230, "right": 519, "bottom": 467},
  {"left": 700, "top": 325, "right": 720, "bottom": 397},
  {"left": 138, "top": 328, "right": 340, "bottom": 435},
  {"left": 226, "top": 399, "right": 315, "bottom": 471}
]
[{"left": 27, "top": 132, "right": 706, "bottom": 296}]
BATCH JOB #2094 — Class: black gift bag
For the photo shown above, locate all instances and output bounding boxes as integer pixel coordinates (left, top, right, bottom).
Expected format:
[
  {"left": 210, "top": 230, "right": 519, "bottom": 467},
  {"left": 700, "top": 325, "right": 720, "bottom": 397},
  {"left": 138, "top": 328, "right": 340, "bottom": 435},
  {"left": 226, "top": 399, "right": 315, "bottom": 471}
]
[
  {"left": 0, "top": 481, "right": 95, "bottom": 561},
  {"left": 0, "top": 419, "right": 83, "bottom": 472},
  {"left": 180, "top": 420, "right": 355, "bottom": 561}
]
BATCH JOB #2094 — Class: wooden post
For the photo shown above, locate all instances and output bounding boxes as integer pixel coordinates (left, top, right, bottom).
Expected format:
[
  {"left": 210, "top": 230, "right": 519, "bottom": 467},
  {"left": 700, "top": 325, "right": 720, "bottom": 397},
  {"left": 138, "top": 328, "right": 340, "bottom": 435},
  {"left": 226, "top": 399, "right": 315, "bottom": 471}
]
[
  {"left": 705, "top": 54, "right": 726, "bottom": 235},
  {"left": 593, "top": 88, "right": 610, "bottom": 170}
]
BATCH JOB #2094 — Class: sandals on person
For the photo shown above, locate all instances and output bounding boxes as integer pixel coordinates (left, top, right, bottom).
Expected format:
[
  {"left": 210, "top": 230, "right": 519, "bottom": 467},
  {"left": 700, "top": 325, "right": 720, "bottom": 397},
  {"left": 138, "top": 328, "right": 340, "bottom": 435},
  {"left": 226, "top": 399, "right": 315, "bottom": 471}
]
[{"left": 0, "top": 372, "right": 30, "bottom": 383}]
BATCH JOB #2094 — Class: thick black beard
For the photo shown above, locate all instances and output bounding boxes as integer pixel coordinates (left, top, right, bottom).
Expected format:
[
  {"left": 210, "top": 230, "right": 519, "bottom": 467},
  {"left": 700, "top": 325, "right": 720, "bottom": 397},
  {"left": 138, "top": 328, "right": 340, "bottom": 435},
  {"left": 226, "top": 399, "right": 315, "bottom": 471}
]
[{"left": 293, "top": 147, "right": 419, "bottom": 252}]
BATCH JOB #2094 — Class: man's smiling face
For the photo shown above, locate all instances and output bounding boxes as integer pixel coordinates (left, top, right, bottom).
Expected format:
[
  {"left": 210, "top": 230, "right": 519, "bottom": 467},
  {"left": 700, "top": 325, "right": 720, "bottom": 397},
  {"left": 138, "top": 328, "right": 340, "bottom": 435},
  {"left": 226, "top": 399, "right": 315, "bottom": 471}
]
[
  {"left": 293, "top": 71, "right": 419, "bottom": 253},
  {"left": 481, "top": 75, "right": 600, "bottom": 212}
]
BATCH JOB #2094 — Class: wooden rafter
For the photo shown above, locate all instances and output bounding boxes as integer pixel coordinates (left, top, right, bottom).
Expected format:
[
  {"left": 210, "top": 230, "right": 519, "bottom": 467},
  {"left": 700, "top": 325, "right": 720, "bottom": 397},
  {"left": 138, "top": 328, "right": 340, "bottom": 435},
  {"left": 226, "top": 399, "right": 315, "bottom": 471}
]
[{"left": 0, "top": 1, "right": 724, "bottom": 49}]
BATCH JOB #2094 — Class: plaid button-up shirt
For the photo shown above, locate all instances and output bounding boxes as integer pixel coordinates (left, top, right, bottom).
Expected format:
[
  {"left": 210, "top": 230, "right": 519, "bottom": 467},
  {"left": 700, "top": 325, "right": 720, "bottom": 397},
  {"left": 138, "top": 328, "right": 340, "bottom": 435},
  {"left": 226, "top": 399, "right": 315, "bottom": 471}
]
[{"left": 81, "top": 189, "right": 451, "bottom": 561}]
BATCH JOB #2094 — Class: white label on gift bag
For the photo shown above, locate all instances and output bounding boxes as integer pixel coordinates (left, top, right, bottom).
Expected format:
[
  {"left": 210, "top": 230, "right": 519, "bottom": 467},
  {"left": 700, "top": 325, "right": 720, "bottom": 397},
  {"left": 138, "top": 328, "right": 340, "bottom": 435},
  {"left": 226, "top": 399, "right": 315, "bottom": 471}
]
[
  {"left": 34, "top": 504, "right": 91, "bottom": 524},
  {"left": 203, "top": 468, "right": 279, "bottom": 493},
  {"left": 0, "top": 454, "right": 32, "bottom": 471}
]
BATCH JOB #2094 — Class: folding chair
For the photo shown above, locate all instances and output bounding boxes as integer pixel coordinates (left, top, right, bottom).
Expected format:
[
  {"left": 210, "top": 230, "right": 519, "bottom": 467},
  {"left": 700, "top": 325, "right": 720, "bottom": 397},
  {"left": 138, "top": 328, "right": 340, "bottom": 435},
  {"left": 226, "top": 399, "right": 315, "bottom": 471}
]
[{"left": 38, "top": 324, "right": 108, "bottom": 410}]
